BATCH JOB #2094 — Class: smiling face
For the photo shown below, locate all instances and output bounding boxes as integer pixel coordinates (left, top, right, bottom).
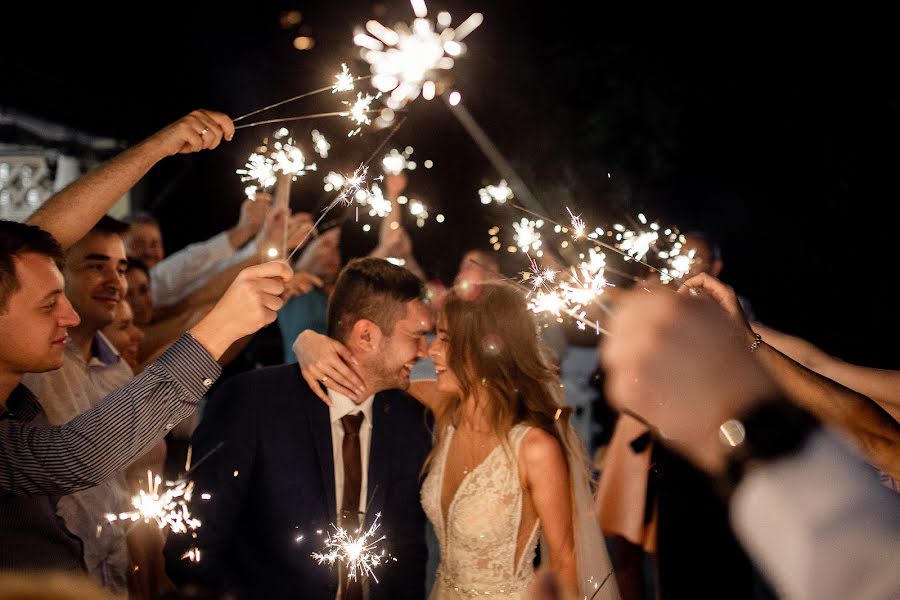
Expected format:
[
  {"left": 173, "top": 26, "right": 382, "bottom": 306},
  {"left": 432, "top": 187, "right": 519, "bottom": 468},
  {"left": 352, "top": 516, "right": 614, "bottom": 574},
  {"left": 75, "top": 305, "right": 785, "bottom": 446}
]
[
  {"left": 125, "top": 222, "right": 164, "bottom": 268},
  {"left": 64, "top": 232, "right": 129, "bottom": 333},
  {"left": 429, "top": 316, "right": 463, "bottom": 395},
  {"left": 0, "top": 253, "right": 81, "bottom": 376},
  {"left": 360, "top": 299, "right": 433, "bottom": 392}
]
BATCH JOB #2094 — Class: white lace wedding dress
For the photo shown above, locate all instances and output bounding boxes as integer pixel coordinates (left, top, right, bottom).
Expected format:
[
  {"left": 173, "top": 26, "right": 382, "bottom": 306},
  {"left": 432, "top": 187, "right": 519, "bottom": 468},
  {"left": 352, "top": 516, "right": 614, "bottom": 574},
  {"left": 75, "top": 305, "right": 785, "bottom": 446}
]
[{"left": 421, "top": 423, "right": 619, "bottom": 599}]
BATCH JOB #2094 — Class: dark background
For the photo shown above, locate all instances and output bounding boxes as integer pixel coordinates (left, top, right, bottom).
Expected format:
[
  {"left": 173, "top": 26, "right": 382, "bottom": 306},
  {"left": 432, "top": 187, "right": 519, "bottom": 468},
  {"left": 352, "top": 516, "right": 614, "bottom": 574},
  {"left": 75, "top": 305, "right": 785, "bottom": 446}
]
[{"left": 2, "top": 1, "right": 898, "bottom": 367}]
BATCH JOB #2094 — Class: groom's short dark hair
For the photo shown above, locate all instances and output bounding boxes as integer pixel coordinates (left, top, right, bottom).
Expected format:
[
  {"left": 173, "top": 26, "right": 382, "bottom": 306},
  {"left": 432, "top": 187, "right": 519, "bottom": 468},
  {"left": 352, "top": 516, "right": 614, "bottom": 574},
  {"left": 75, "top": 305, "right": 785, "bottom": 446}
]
[{"left": 328, "top": 257, "right": 423, "bottom": 343}]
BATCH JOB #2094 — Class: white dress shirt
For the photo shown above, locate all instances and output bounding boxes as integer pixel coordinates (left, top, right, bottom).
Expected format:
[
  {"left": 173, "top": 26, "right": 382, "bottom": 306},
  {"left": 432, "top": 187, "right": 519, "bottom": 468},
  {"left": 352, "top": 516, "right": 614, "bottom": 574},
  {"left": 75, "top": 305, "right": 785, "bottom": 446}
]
[
  {"left": 328, "top": 390, "right": 375, "bottom": 520},
  {"left": 731, "top": 430, "right": 900, "bottom": 600},
  {"left": 150, "top": 231, "right": 258, "bottom": 308}
]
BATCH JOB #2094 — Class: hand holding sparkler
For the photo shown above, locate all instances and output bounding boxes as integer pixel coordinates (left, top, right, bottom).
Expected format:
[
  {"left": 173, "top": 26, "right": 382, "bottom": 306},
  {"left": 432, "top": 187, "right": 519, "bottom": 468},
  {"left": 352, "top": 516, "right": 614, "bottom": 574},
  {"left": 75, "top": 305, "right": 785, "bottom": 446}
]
[
  {"left": 229, "top": 196, "right": 271, "bottom": 249},
  {"left": 146, "top": 109, "right": 234, "bottom": 157},
  {"left": 188, "top": 261, "right": 292, "bottom": 360}
]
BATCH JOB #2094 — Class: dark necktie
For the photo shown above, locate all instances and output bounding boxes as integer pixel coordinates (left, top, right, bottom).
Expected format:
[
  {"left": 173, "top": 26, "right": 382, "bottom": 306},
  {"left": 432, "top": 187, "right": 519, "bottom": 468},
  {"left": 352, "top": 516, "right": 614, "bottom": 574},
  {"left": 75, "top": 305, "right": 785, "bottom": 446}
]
[{"left": 340, "top": 412, "right": 365, "bottom": 600}]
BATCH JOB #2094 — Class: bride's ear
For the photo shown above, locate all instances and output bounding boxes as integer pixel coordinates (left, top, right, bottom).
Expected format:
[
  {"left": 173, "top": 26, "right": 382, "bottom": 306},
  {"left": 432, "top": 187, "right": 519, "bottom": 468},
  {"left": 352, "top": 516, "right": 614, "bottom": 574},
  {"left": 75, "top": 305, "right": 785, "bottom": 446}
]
[{"left": 350, "top": 318, "right": 383, "bottom": 352}]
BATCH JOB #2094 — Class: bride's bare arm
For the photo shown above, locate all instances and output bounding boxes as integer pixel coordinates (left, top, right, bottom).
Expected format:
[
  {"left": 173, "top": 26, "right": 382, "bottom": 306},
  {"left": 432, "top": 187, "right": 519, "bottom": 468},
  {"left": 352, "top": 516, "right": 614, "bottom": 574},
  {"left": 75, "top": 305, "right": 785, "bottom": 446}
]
[{"left": 521, "top": 428, "right": 578, "bottom": 593}]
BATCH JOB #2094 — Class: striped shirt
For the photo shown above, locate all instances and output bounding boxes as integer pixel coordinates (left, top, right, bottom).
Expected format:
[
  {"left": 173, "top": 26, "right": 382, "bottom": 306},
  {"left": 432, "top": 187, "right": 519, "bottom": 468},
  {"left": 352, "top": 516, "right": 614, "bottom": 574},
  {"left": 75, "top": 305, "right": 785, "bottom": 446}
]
[
  {"left": 0, "top": 333, "right": 221, "bottom": 571},
  {"left": 0, "top": 332, "right": 220, "bottom": 495}
]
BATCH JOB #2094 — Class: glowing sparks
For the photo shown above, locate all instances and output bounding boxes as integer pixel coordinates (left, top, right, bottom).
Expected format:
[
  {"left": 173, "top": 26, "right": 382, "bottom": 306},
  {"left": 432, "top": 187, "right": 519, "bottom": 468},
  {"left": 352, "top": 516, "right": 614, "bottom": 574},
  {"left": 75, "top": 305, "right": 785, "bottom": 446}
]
[
  {"left": 478, "top": 180, "right": 514, "bottom": 205},
  {"left": 382, "top": 147, "right": 416, "bottom": 175},
  {"left": 105, "top": 471, "right": 200, "bottom": 536},
  {"left": 354, "top": 1, "right": 483, "bottom": 109},
  {"left": 311, "top": 130, "right": 331, "bottom": 158},
  {"left": 237, "top": 131, "right": 316, "bottom": 189},
  {"left": 343, "top": 92, "right": 381, "bottom": 136},
  {"left": 237, "top": 153, "right": 277, "bottom": 189},
  {"left": 513, "top": 218, "right": 544, "bottom": 253},
  {"left": 336, "top": 164, "right": 372, "bottom": 205},
  {"left": 312, "top": 513, "right": 391, "bottom": 584},
  {"left": 333, "top": 63, "right": 356, "bottom": 93},
  {"left": 323, "top": 171, "right": 347, "bottom": 192},
  {"left": 567, "top": 208, "right": 586, "bottom": 239}
]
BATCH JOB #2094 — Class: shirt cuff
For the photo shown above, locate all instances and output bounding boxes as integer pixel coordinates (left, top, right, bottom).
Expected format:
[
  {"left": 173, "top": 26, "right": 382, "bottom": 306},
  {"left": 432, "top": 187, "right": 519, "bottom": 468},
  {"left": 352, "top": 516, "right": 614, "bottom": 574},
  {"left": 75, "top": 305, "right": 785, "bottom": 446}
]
[{"left": 155, "top": 334, "right": 223, "bottom": 402}]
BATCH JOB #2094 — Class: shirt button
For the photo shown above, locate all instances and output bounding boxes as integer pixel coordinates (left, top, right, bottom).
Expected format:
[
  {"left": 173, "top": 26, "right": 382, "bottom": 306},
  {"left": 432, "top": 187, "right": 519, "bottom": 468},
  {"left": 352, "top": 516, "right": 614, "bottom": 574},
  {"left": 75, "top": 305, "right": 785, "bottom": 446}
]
[
  {"left": 202, "top": 378, "right": 213, "bottom": 387},
  {"left": 164, "top": 423, "right": 175, "bottom": 431}
]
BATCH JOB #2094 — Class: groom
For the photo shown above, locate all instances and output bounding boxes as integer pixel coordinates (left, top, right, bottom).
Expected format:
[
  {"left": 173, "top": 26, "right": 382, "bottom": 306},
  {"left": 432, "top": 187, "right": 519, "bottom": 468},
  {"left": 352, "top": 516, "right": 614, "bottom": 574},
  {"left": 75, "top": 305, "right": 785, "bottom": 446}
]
[{"left": 164, "top": 258, "right": 434, "bottom": 599}]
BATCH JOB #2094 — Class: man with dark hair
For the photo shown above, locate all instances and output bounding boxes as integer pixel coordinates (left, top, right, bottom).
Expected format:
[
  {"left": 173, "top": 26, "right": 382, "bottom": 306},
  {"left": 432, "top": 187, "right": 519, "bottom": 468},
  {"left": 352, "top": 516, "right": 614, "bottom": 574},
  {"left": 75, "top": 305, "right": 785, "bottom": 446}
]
[
  {"left": 165, "top": 257, "right": 433, "bottom": 600},
  {"left": 22, "top": 214, "right": 136, "bottom": 593},
  {"left": 1, "top": 109, "right": 293, "bottom": 575}
]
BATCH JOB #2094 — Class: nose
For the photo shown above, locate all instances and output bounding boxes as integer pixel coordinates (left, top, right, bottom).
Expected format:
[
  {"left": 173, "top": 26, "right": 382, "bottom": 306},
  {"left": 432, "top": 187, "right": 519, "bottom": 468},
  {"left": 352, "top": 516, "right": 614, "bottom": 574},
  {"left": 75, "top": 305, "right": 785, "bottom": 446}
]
[{"left": 58, "top": 295, "right": 81, "bottom": 328}]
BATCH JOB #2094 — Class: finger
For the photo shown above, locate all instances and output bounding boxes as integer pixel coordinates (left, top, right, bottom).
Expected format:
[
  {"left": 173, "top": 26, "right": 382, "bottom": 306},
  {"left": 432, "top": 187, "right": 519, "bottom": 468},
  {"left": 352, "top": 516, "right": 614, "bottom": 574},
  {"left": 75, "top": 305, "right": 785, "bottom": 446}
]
[
  {"left": 304, "top": 370, "right": 332, "bottom": 406},
  {"left": 202, "top": 109, "right": 236, "bottom": 142},
  {"left": 193, "top": 111, "right": 224, "bottom": 149},
  {"left": 334, "top": 342, "right": 362, "bottom": 370},
  {"left": 260, "top": 292, "right": 285, "bottom": 312},
  {"left": 246, "top": 260, "right": 293, "bottom": 282},
  {"left": 321, "top": 377, "right": 359, "bottom": 400},
  {"left": 323, "top": 356, "right": 365, "bottom": 394},
  {"left": 257, "top": 276, "right": 287, "bottom": 296}
]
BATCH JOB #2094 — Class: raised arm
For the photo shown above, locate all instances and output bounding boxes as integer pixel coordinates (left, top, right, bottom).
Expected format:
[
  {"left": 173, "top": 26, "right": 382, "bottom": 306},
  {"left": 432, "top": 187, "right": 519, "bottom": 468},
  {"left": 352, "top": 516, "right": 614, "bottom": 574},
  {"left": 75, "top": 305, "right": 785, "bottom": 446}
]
[
  {"left": 28, "top": 110, "right": 234, "bottom": 249},
  {"left": 0, "top": 261, "right": 290, "bottom": 495},
  {"left": 680, "top": 273, "right": 900, "bottom": 478},
  {"left": 753, "top": 322, "right": 900, "bottom": 422}
]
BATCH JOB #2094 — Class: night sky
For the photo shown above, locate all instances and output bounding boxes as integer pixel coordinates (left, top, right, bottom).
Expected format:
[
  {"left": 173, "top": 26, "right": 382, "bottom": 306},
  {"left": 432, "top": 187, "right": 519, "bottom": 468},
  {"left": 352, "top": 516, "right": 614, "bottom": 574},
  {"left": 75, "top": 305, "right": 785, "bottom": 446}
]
[{"left": 2, "top": 2, "right": 898, "bottom": 367}]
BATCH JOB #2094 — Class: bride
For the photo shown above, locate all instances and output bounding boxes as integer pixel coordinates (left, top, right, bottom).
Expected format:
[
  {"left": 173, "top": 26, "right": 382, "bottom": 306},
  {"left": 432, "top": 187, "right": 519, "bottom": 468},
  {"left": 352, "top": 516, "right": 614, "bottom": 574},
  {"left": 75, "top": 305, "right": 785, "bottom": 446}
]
[{"left": 297, "top": 280, "right": 618, "bottom": 599}]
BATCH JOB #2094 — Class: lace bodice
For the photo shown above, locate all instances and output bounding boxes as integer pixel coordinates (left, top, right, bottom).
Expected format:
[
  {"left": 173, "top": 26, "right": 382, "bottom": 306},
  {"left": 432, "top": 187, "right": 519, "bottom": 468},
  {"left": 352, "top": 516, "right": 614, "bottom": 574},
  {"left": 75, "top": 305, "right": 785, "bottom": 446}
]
[{"left": 421, "top": 423, "right": 540, "bottom": 598}]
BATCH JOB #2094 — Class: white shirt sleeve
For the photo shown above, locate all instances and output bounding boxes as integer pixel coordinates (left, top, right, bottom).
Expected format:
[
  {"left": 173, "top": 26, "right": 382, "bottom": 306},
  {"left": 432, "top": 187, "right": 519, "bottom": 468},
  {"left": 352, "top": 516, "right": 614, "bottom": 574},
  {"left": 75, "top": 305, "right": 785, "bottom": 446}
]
[
  {"left": 730, "top": 430, "right": 900, "bottom": 600},
  {"left": 150, "top": 232, "right": 235, "bottom": 308}
]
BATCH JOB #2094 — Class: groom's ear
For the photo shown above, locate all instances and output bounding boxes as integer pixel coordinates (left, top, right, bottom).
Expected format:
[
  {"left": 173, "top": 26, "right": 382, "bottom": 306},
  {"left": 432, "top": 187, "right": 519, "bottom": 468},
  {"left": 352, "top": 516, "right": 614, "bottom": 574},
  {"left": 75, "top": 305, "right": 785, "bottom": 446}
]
[{"left": 350, "top": 318, "right": 383, "bottom": 353}]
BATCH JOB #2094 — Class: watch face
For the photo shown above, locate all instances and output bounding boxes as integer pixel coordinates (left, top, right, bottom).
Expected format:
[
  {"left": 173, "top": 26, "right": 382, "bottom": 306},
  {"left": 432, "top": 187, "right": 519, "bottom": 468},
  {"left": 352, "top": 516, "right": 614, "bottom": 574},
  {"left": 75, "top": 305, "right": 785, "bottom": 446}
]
[{"left": 718, "top": 419, "right": 746, "bottom": 447}]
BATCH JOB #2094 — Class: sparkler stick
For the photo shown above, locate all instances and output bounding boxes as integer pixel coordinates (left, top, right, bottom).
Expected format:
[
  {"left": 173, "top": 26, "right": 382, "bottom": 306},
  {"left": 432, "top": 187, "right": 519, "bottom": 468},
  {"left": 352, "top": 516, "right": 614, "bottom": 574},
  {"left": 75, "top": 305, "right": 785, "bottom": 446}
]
[
  {"left": 443, "top": 97, "right": 548, "bottom": 217},
  {"left": 286, "top": 116, "right": 409, "bottom": 263},
  {"left": 232, "top": 76, "right": 374, "bottom": 123},
  {"left": 509, "top": 202, "right": 670, "bottom": 279},
  {"left": 234, "top": 111, "right": 382, "bottom": 131}
]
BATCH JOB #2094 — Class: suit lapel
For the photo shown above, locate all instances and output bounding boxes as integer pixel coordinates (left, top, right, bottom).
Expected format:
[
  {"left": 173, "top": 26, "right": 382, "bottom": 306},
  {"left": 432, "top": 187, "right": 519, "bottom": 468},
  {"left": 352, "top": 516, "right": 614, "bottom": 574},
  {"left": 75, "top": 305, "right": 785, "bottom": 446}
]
[
  {"left": 365, "top": 393, "right": 392, "bottom": 528},
  {"left": 305, "top": 389, "right": 337, "bottom": 523}
]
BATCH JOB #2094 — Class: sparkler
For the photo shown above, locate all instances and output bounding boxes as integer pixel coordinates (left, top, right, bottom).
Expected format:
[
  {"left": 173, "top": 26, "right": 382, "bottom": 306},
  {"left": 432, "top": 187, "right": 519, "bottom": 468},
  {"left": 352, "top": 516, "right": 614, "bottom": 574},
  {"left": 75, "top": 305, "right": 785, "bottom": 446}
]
[
  {"left": 381, "top": 147, "right": 417, "bottom": 175},
  {"left": 333, "top": 63, "right": 356, "bottom": 93},
  {"left": 105, "top": 471, "right": 201, "bottom": 535},
  {"left": 354, "top": 0, "right": 483, "bottom": 109},
  {"left": 478, "top": 180, "right": 514, "bottom": 205},
  {"left": 311, "top": 129, "right": 331, "bottom": 158},
  {"left": 343, "top": 92, "right": 382, "bottom": 136},
  {"left": 311, "top": 512, "right": 391, "bottom": 584},
  {"left": 236, "top": 130, "right": 316, "bottom": 190}
]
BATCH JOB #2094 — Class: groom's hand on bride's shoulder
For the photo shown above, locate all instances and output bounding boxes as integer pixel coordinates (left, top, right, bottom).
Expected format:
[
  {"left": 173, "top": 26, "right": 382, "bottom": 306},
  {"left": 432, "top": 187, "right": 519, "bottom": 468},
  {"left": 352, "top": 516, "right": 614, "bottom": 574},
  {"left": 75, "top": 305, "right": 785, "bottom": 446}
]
[{"left": 293, "top": 330, "right": 367, "bottom": 405}]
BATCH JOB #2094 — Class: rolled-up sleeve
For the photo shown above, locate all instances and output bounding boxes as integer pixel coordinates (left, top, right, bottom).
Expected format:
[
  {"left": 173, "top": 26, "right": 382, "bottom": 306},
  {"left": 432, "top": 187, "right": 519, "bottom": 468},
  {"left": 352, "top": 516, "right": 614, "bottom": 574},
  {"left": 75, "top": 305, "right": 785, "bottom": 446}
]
[{"left": 0, "top": 334, "right": 221, "bottom": 495}]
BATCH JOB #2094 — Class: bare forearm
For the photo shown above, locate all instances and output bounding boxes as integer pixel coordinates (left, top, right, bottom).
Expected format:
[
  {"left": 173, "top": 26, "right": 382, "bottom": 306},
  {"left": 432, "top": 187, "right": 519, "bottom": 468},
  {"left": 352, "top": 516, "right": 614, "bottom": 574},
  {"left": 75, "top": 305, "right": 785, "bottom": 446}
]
[
  {"left": 28, "top": 138, "right": 166, "bottom": 248},
  {"left": 756, "top": 343, "right": 900, "bottom": 468}
]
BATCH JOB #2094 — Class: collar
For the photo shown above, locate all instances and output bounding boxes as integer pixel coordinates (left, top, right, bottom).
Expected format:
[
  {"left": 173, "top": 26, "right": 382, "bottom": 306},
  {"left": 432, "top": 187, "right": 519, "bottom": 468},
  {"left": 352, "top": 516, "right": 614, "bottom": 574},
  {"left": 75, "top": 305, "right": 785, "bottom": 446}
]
[
  {"left": 327, "top": 389, "right": 375, "bottom": 425},
  {"left": 0, "top": 384, "right": 43, "bottom": 422},
  {"left": 67, "top": 332, "right": 121, "bottom": 367}
]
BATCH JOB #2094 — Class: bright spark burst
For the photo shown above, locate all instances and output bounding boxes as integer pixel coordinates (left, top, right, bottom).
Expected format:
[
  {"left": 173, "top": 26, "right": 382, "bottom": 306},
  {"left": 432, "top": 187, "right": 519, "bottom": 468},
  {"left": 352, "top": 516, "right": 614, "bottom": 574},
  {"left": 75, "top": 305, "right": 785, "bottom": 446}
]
[
  {"left": 337, "top": 164, "right": 372, "bottom": 205},
  {"left": 567, "top": 207, "right": 586, "bottom": 239},
  {"left": 354, "top": 1, "right": 483, "bottom": 109},
  {"left": 513, "top": 218, "right": 543, "bottom": 253},
  {"left": 333, "top": 63, "right": 356, "bottom": 93},
  {"left": 237, "top": 153, "right": 277, "bottom": 189},
  {"left": 343, "top": 92, "right": 381, "bottom": 137},
  {"left": 478, "top": 180, "right": 513, "bottom": 205},
  {"left": 311, "top": 130, "right": 331, "bottom": 158},
  {"left": 244, "top": 185, "right": 258, "bottom": 200},
  {"left": 382, "top": 147, "right": 416, "bottom": 175},
  {"left": 270, "top": 138, "right": 317, "bottom": 179},
  {"left": 105, "top": 471, "right": 201, "bottom": 536},
  {"left": 323, "top": 171, "right": 347, "bottom": 192},
  {"left": 616, "top": 228, "right": 659, "bottom": 262},
  {"left": 312, "top": 513, "right": 390, "bottom": 584}
]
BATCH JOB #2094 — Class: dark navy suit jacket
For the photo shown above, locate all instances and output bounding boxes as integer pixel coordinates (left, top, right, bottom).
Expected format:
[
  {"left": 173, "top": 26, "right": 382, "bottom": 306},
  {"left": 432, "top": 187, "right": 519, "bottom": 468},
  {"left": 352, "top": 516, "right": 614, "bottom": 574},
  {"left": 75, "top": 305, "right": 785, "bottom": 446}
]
[{"left": 164, "top": 364, "right": 431, "bottom": 599}]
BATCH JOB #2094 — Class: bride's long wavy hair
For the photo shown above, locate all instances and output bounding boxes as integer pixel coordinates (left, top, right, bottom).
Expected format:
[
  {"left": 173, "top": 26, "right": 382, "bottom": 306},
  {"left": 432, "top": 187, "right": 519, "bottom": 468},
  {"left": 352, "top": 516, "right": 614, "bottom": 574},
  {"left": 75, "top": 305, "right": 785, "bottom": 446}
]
[{"left": 423, "top": 281, "right": 587, "bottom": 475}]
